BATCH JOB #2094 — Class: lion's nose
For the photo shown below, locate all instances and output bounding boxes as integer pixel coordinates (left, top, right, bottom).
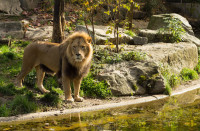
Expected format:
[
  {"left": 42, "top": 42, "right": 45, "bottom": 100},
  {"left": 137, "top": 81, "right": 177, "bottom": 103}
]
[{"left": 76, "top": 54, "right": 81, "bottom": 57}]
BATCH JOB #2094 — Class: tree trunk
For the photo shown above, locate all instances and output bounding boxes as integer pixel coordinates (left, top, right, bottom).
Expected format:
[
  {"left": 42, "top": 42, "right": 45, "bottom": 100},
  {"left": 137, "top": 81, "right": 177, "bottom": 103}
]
[
  {"left": 52, "top": 0, "right": 65, "bottom": 43},
  {"left": 128, "top": 2, "right": 134, "bottom": 30}
]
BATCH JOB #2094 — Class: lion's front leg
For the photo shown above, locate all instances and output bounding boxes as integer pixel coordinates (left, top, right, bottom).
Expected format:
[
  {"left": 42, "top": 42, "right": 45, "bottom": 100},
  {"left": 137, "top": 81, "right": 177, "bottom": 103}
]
[
  {"left": 73, "top": 78, "right": 84, "bottom": 102},
  {"left": 62, "top": 75, "right": 74, "bottom": 102}
]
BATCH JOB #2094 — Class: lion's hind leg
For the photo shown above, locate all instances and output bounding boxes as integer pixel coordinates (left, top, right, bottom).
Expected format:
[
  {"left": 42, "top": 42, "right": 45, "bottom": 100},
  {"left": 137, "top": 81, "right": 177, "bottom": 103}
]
[
  {"left": 15, "top": 65, "right": 34, "bottom": 88},
  {"left": 35, "top": 65, "right": 50, "bottom": 93}
]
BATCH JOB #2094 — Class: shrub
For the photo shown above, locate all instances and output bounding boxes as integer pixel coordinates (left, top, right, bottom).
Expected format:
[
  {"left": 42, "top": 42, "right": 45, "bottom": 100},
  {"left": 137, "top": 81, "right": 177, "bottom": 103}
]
[
  {"left": 41, "top": 91, "right": 62, "bottom": 106},
  {"left": 10, "top": 95, "right": 37, "bottom": 115},
  {"left": 121, "top": 51, "right": 146, "bottom": 61},
  {"left": 169, "top": 74, "right": 181, "bottom": 88},
  {"left": 159, "top": 16, "right": 186, "bottom": 43},
  {"left": 124, "top": 30, "right": 136, "bottom": 37},
  {"left": 180, "top": 68, "right": 199, "bottom": 81},
  {"left": 0, "top": 104, "right": 10, "bottom": 117},
  {"left": 194, "top": 56, "right": 200, "bottom": 74},
  {"left": 81, "top": 73, "right": 112, "bottom": 98}
]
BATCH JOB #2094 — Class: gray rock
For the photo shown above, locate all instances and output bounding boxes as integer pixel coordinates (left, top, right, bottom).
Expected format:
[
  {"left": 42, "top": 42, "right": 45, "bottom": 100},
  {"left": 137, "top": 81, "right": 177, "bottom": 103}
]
[
  {"left": 0, "top": 0, "right": 23, "bottom": 15},
  {"left": 19, "top": 0, "right": 40, "bottom": 10},
  {"left": 147, "top": 13, "right": 194, "bottom": 36},
  {"left": 97, "top": 61, "right": 165, "bottom": 96},
  {"left": 134, "top": 42, "right": 198, "bottom": 74},
  {"left": 0, "top": 21, "right": 23, "bottom": 39},
  {"left": 129, "top": 36, "right": 148, "bottom": 45},
  {"left": 26, "top": 26, "right": 53, "bottom": 40},
  {"left": 75, "top": 25, "right": 132, "bottom": 45},
  {"left": 133, "top": 10, "right": 146, "bottom": 19},
  {"left": 182, "top": 33, "right": 200, "bottom": 47}
]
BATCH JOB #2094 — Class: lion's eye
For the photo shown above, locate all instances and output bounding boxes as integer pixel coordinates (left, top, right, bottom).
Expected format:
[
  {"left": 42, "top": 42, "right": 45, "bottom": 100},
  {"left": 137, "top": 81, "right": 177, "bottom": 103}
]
[
  {"left": 73, "top": 46, "right": 76, "bottom": 49},
  {"left": 81, "top": 46, "right": 85, "bottom": 49}
]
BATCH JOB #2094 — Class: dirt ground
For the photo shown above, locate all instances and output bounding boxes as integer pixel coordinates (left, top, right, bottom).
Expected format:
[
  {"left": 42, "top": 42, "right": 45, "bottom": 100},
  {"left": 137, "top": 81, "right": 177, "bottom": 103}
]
[{"left": 52, "top": 77, "right": 200, "bottom": 112}]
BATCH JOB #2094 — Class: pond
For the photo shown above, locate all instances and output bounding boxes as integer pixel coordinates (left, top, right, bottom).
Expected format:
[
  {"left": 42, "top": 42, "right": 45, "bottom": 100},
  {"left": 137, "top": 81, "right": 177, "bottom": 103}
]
[{"left": 0, "top": 90, "right": 200, "bottom": 131}]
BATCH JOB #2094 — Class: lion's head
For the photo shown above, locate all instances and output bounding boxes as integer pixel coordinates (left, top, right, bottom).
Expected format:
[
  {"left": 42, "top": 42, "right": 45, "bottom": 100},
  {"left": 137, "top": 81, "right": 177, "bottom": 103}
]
[{"left": 64, "top": 32, "right": 93, "bottom": 67}]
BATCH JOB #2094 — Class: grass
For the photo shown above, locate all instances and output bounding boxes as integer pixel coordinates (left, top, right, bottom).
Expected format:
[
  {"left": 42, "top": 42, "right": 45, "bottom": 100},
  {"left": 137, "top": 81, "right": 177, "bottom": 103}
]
[
  {"left": 10, "top": 95, "right": 37, "bottom": 115},
  {"left": 180, "top": 68, "right": 199, "bottom": 81}
]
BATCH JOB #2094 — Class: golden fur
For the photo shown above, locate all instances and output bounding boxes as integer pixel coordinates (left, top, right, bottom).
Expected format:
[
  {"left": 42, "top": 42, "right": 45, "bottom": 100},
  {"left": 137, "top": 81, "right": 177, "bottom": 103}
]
[{"left": 15, "top": 32, "right": 93, "bottom": 102}]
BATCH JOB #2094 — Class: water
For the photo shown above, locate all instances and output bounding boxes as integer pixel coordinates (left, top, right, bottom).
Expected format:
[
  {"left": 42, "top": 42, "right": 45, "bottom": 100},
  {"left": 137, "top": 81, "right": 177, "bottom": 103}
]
[{"left": 0, "top": 92, "right": 200, "bottom": 130}]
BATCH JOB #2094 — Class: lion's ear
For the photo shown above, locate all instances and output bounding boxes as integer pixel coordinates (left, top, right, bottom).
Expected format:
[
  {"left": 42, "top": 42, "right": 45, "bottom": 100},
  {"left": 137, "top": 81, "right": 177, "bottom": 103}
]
[{"left": 87, "top": 37, "right": 92, "bottom": 44}]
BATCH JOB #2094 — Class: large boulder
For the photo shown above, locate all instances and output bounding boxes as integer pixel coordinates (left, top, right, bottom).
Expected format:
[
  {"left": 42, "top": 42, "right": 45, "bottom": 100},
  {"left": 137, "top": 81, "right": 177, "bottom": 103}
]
[
  {"left": 97, "top": 61, "right": 165, "bottom": 96},
  {"left": 75, "top": 25, "right": 132, "bottom": 45},
  {"left": 19, "top": 0, "right": 40, "bottom": 10},
  {"left": 147, "top": 13, "right": 194, "bottom": 36},
  {"left": 0, "top": 21, "right": 23, "bottom": 39},
  {"left": 126, "top": 42, "right": 198, "bottom": 74},
  {"left": 0, "top": 0, "right": 23, "bottom": 15},
  {"left": 139, "top": 13, "right": 200, "bottom": 47}
]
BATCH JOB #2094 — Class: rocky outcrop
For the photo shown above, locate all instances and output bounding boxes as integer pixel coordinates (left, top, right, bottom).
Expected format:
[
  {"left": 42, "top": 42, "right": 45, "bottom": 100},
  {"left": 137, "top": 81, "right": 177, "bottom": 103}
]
[
  {"left": 139, "top": 13, "right": 200, "bottom": 47},
  {"left": 96, "top": 42, "right": 198, "bottom": 96},
  {"left": 134, "top": 42, "right": 198, "bottom": 74},
  {"left": 0, "top": 21, "right": 23, "bottom": 39},
  {"left": 147, "top": 13, "right": 194, "bottom": 36},
  {"left": 75, "top": 25, "right": 132, "bottom": 45},
  {"left": 97, "top": 61, "right": 165, "bottom": 96},
  {"left": 0, "top": 0, "right": 23, "bottom": 15}
]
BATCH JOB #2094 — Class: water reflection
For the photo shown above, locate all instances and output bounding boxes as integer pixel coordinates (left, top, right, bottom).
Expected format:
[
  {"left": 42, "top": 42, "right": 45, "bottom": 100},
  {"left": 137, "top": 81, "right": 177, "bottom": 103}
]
[{"left": 0, "top": 89, "right": 200, "bottom": 130}]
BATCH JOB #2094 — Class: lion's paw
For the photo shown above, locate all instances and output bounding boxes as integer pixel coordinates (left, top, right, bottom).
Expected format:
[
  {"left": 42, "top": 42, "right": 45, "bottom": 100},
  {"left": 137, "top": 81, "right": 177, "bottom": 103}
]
[
  {"left": 75, "top": 97, "right": 84, "bottom": 102},
  {"left": 65, "top": 98, "right": 74, "bottom": 103}
]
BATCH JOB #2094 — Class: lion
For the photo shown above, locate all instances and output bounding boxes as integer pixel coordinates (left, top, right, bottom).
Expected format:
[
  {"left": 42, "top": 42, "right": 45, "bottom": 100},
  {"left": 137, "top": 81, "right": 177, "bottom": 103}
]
[{"left": 15, "top": 32, "right": 93, "bottom": 102}]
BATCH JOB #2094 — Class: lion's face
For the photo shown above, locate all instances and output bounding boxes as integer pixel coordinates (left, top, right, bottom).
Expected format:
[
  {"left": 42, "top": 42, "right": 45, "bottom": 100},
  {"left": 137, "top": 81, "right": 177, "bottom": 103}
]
[{"left": 70, "top": 37, "right": 91, "bottom": 62}]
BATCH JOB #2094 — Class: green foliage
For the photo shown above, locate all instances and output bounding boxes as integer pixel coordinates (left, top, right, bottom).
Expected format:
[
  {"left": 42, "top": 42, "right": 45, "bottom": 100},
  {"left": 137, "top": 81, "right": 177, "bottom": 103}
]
[
  {"left": 43, "top": 76, "right": 59, "bottom": 90},
  {"left": 164, "top": 78, "right": 172, "bottom": 95},
  {"left": 10, "top": 95, "right": 37, "bottom": 115},
  {"left": 121, "top": 51, "right": 146, "bottom": 61},
  {"left": 180, "top": 68, "right": 199, "bottom": 81},
  {"left": 169, "top": 74, "right": 181, "bottom": 88},
  {"left": 24, "top": 70, "right": 36, "bottom": 87},
  {"left": 81, "top": 73, "right": 112, "bottom": 98},
  {"left": 194, "top": 56, "right": 200, "bottom": 74},
  {"left": 41, "top": 91, "right": 62, "bottom": 107},
  {"left": 160, "top": 65, "right": 181, "bottom": 95},
  {"left": 124, "top": 30, "right": 136, "bottom": 37},
  {"left": 0, "top": 83, "right": 25, "bottom": 96},
  {"left": 159, "top": 16, "right": 186, "bottom": 43},
  {"left": 94, "top": 49, "right": 146, "bottom": 64},
  {"left": 0, "top": 104, "right": 10, "bottom": 117},
  {"left": 12, "top": 40, "right": 30, "bottom": 47}
]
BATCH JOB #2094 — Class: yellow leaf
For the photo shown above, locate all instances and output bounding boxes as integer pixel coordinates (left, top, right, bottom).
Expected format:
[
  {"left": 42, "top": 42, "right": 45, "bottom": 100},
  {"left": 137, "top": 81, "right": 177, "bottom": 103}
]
[
  {"left": 84, "top": 1, "right": 89, "bottom": 6},
  {"left": 87, "top": 7, "right": 91, "bottom": 11}
]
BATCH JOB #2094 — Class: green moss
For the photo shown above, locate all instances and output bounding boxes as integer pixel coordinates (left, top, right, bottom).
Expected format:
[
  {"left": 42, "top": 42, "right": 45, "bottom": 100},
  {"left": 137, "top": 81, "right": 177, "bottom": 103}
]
[{"left": 180, "top": 68, "right": 199, "bottom": 81}]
